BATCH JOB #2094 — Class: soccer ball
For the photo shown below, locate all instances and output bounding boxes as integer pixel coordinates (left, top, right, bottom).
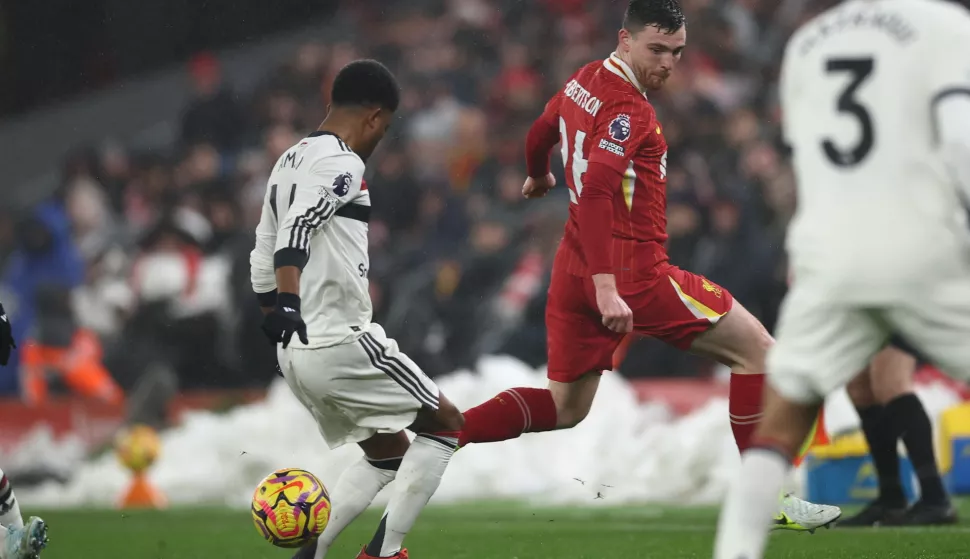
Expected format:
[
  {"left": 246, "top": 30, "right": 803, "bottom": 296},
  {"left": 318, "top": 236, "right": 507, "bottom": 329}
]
[
  {"left": 251, "top": 468, "right": 331, "bottom": 548},
  {"left": 114, "top": 424, "right": 161, "bottom": 473}
]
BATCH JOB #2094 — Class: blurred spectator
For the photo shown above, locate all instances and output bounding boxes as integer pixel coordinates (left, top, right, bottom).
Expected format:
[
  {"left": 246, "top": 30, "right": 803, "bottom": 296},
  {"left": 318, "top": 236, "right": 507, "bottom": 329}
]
[
  {"left": 1, "top": 202, "right": 86, "bottom": 393},
  {"left": 180, "top": 53, "right": 247, "bottom": 153}
]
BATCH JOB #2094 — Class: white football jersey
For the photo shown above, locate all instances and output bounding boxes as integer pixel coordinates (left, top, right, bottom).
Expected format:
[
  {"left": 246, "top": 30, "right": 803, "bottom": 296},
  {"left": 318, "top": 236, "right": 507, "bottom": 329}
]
[
  {"left": 250, "top": 131, "right": 372, "bottom": 347},
  {"left": 780, "top": 0, "right": 970, "bottom": 299}
]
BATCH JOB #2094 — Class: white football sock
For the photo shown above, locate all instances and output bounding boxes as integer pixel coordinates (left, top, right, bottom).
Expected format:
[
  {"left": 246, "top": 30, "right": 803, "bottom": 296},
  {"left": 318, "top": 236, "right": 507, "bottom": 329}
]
[
  {"left": 0, "top": 525, "right": 8, "bottom": 559},
  {"left": 0, "top": 472, "right": 22, "bottom": 530},
  {"left": 314, "top": 458, "right": 399, "bottom": 559},
  {"left": 367, "top": 434, "right": 457, "bottom": 557},
  {"left": 714, "top": 449, "right": 790, "bottom": 559}
]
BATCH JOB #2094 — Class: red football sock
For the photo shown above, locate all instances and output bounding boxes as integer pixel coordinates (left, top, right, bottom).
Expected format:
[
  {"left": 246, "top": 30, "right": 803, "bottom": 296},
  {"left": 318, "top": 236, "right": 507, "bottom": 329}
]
[
  {"left": 458, "top": 388, "right": 558, "bottom": 447},
  {"left": 729, "top": 373, "right": 765, "bottom": 453}
]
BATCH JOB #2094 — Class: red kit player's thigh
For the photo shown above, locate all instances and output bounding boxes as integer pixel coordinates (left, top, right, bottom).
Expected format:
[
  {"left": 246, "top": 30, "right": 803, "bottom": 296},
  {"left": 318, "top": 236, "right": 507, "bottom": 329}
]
[
  {"left": 624, "top": 265, "right": 734, "bottom": 350},
  {"left": 545, "top": 268, "right": 622, "bottom": 383}
]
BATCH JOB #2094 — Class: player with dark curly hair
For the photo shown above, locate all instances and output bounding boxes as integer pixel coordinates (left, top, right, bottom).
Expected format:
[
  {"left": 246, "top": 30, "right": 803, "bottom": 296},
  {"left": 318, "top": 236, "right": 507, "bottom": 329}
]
[{"left": 252, "top": 60, "right": 465, "bottom": 559}]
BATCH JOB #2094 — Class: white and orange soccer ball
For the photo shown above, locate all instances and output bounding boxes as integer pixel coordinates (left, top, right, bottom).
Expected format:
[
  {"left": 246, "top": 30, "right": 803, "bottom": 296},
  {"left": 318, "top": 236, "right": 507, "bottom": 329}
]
[{"left": 251, "top": 468, "right": 331, "bottom": 548}]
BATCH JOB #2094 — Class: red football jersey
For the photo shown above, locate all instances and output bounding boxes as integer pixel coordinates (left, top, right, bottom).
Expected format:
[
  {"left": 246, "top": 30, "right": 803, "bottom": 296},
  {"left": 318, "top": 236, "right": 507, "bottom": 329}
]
[{"left": 531, "top": 53, "right": 670, "bottom": 282}]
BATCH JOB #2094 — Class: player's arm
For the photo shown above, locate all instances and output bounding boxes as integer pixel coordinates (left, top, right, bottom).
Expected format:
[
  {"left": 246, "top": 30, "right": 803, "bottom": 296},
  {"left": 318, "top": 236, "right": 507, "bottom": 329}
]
[
  {"left": 777, "top": 34, "right": 799, "bottom": 154},
  {"left": 929, "top": 22, "right": 970, "bottom": 203},
  {"left": 582, "top": 104, "right": 645, "bottom": 333},
  {"left": 251, "top": 187, "right": 281, "bottom": 316},
  {"left": 937, "top": 93, "right": 970, "bottom": 203},
  {"left": 525, "top": 91, "right": 564, "bottom": 180}
]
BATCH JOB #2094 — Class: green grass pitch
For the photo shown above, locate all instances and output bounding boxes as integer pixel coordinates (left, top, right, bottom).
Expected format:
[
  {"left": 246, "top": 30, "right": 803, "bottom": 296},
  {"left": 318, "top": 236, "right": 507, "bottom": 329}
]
[{"left": 30, "top": 500, "right": 970, "bottom": 558}]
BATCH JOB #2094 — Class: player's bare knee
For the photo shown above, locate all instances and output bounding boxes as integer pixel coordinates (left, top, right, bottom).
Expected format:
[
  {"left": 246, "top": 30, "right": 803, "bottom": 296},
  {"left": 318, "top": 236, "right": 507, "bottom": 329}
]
[
  {"left": 872, "top": 373, "right": 913, "bottom": 404},
  {"left": 548, "top": 374, "right": 599, "bottom": 429},
  {"left": 552, "top": 396, "right": 595, "bottom": 429},
  {"left": 870, "top": 347, "right": 916, "bottom": 404},
  {"left": 692, "top": 304, "right": 773, "bottom": 372},
  {"left": 846, "top": 370, "right": 876, "bottom": 408},
  {"left": 742, "top": 316, "right": 774, "bottom": 363},
  {"left": 414, "top": 394, "right": 464, "bottom": 433},
  {"left": 359, "top": 431, "right": 411, "bottom": 461},
  {"left": 436, "top": 399, "right": 465, "bottom": 432},
  {"left": 556, "top": 410, "right": 587, "bottom": 429}
]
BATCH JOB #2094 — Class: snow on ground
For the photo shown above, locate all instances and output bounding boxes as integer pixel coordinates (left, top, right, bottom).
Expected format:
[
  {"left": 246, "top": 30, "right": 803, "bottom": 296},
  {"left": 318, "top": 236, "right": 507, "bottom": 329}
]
[{"left": 9, "top": 356, "right": 962, "bottom": 508}]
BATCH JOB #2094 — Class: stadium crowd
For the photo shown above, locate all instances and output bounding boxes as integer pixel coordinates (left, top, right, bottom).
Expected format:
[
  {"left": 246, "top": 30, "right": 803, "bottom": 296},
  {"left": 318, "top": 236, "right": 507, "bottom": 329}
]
[{"left": 0, "top": 0, "right": 840, "bottom": 399}]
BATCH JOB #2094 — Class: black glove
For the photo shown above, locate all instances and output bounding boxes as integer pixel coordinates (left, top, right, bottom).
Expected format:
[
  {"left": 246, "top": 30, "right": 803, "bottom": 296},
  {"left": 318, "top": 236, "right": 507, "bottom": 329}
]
[
  {"left": 0, "top": 303, "right": 15, "bottom": 367},
  {"left": 261, "top": 293, "right": 308, "bottom": 349}
]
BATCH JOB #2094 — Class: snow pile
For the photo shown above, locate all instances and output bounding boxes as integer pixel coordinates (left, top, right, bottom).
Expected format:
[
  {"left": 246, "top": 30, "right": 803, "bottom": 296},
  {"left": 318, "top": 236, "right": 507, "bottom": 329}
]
[{"left": 12, "top": 356, "right": 962, "bottom": 508}]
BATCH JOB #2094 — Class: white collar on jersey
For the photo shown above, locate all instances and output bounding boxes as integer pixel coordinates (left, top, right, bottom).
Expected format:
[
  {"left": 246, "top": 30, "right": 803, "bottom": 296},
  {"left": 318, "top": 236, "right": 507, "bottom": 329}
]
[{"left": 603, "top": 52, "right": 648, "bottom": 99}]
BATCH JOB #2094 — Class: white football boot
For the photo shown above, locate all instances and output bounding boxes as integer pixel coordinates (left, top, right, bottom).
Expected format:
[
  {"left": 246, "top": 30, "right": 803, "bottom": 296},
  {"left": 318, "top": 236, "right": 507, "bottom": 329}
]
[
  {"left": 2, "top": 517, "right": 48, "bottom": 559},
  {"left": 773, "top": 494, "right": 842, "bottom": 533}
]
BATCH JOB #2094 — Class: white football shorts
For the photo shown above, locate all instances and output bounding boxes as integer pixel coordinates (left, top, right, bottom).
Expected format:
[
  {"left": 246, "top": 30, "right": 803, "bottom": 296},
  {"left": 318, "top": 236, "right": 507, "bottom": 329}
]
[
  {"left": 278, "top": 323, "right": 440, "bottom": 449},
  {"left": 768, "top": 274, "right": 970, "bottom": 404}
]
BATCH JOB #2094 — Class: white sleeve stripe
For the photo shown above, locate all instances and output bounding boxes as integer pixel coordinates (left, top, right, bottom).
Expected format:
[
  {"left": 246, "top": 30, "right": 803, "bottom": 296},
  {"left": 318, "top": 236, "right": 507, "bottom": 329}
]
[{"left": 287, "top": 198, "right": 337, "bottom": 250}]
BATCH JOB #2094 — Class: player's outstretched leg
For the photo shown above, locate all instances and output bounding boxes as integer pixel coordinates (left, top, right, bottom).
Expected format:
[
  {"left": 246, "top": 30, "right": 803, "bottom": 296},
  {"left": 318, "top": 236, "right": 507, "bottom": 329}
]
[
  {"left": 0, "top": 516, "right": 48, "bottom": 559},
  {"left": 457, "top": 387, "right": 560, "bottom": 447},
  {"left": 690, "top": 301, "right": 841, "bottom": 532},
  {"left": 842, "top": 347, "right": 956, "bottom": 527},
  {"left": 359, "top": 395, "right": 465, "bottom": 559},
  {"left": 714, "top": 384, "right": 821, "bottom": 559},
  {"left": 689, "top": 301, "right": 770, "bottom": 453},
  {"left": 457, "top": 371, "right": 603, "bottom": 447}
]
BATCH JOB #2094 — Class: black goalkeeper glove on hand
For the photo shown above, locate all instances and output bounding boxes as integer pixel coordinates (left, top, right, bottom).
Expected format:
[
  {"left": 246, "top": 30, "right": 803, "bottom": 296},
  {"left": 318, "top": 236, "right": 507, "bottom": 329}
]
[
  {"left": 0, "top": 303, "right": 15, "bottom": 366},
  {"left": 261, "top": 293, "right": 308, "bottom": 349}
]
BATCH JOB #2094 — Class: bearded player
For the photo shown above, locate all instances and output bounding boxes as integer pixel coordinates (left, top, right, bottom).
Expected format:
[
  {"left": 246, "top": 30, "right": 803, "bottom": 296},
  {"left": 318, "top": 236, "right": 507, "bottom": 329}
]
[{"left": 456, "top": 0, "right": 841, "bottom": 531}]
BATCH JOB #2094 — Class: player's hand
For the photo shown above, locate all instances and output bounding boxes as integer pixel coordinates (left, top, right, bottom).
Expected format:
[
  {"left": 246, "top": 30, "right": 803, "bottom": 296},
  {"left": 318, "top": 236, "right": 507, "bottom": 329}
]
[
  {"left": 523, "top": 173, "right": 556, "bottom": 199},
  {"left": 0, "top": 303, "right": 15, "bottom": 366},
  {"left": 592, "top": 275, "right": 633, "bottom": 333},
  {"left": 261, "top": 294, "right": 309, "bottom": 349}
]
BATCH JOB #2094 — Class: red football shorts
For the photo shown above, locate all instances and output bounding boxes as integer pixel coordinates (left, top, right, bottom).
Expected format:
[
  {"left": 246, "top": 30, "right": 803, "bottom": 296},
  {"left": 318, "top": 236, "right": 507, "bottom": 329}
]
[{"left": 545, "top": 260, "right": 734, "bottom": 383}]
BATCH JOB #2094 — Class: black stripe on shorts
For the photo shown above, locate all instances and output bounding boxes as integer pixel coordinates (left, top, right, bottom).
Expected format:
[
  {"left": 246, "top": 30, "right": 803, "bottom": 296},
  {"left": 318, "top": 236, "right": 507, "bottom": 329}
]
[{"left": 358, "top": 333, "right": 438, "bottom": 409}]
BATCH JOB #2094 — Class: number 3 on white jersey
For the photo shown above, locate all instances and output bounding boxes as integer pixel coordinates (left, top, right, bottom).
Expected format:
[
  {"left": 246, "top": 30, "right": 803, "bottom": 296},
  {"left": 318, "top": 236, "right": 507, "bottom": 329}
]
[{"left": 560, "top": 117, "right": 587, "bottom": 204}]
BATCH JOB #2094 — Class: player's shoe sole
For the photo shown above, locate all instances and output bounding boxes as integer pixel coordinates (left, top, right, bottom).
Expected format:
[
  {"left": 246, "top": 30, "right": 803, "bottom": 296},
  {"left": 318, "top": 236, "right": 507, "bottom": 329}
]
[
  {"left": 773, "top": 511, "right": 841, "bottom": 533},
  {"left": 773, "top": 495, "right": 843, "bottom": 534},
  {"left": 356, "top": 545, "right": 408, "bottom": 558}
]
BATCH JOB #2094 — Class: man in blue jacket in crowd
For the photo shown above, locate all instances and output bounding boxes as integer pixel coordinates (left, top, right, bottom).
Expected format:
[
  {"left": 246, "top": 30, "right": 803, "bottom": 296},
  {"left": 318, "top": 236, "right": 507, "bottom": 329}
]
[{"left": 0, "top": 202, "right": 84, "bottom": 395}]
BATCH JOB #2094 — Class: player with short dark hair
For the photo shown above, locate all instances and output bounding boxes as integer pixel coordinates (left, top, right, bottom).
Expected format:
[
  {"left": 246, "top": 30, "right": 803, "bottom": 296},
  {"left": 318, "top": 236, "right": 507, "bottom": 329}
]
[
  {"left": 252, "top": 59, "right": 462, "bottom": 559},
  {"left": 0, "top": 302, "right": 49, "bottom": 559},
  {"left": 330, "top": 60, "right": 401, "bottom": 115},
  {"left": 456, "top": 0, "right": 840, "bottom": 531},
  {"left": 623, "top": 0, "right": 686, "bottom": 37}
]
